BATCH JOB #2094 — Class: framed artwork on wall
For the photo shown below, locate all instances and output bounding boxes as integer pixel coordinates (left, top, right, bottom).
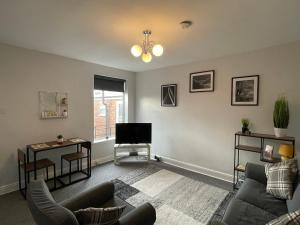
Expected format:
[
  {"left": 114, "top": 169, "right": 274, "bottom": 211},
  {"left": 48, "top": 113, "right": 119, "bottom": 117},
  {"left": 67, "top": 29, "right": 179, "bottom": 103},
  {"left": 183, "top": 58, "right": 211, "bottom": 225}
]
[
  {"left": 231, "top": 75, "right": 259, "bottom": 106},
  {"left": 161, "top": 84, "right": 177, "bottom": 107},
  {"left": 189, "top": 70, "right": 215, "bottom": 93},
  {"left": 39, "top": 91, "right": 68, "bottom": 119}
]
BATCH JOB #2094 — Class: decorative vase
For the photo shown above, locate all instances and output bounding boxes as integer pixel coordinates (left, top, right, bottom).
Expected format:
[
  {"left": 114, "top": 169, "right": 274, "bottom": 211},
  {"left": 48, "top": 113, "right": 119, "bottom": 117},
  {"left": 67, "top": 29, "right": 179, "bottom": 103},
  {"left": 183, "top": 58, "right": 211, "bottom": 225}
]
[
  {"left": 57, "top": 138, "right": 64, "bottom": 144},
  {"left": 274, "top": 128, "right": 288, "bottom": 137}
]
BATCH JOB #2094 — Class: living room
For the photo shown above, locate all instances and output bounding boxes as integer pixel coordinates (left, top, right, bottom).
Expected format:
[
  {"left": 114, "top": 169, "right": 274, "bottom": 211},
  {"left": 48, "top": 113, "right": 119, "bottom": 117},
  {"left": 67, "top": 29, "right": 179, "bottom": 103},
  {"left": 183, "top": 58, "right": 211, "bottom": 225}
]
[{"left": 0, "top": 1, "right": 300, "bottom": 225}]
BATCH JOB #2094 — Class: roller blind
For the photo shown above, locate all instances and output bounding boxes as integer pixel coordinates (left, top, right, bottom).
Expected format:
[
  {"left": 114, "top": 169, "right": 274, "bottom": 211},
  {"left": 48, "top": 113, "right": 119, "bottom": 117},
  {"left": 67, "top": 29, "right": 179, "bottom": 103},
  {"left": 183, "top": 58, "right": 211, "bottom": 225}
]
[{"left": 94, "top": 75, "right": 126, "bottom": 92}]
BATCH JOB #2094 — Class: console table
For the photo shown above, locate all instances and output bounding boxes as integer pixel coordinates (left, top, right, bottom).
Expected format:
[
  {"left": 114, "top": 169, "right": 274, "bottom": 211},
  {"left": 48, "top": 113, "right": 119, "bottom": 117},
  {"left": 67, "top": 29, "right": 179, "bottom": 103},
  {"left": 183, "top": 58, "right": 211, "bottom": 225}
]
[
  {"left": 114, "top": 143, "right": 151, "bottom": 164},
  {"left": 233, "top": 132, "right": 295, "bottom": 189},
  {"left": 26, "top": 138, "right": 91, "bottom": 190}
]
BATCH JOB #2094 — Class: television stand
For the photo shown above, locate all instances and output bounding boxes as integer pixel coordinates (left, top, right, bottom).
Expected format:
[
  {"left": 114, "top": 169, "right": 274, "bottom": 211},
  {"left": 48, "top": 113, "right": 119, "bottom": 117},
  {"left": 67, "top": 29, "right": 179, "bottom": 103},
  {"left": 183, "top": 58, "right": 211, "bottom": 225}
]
[{"left": 114, "top": 143, "right": 151, "bottom": 165}]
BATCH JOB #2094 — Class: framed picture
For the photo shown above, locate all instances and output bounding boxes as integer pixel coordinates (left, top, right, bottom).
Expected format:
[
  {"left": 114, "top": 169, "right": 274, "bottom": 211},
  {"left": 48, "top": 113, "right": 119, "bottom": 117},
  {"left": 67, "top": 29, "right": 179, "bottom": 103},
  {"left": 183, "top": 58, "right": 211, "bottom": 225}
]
[
  {"left": 231, "top": 75, "right": 259, "bottom": 106},
  {"left": 161, "top": 84, "right": 177, "bottom": 107},
  {"left": 262, "top": 145, "right": 274, "bottom": 161},
  {"left": 189, "top": 70, "right": 214, "bottom": 92}
]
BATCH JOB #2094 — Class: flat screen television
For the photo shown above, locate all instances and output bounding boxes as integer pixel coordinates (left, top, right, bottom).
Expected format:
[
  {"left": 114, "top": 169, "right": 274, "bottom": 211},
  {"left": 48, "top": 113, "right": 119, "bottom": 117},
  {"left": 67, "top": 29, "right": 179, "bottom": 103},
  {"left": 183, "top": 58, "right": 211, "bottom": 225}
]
[{"left": 116, "top": 123, "right": 152, "bottom": 144}]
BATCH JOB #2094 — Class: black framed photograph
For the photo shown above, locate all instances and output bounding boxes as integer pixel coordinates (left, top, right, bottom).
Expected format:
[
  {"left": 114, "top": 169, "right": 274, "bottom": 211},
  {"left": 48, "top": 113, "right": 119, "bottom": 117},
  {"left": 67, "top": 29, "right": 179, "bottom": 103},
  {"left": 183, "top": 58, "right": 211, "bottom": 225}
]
[
  {"left": 161, "top": 84, "right": 177, "bottom": 107},
  {"left": 231, "top": 75, "right": 259, "bottom": 106},
  {"left": 189, "top": 70, "right": 214, "bottom": 92}
]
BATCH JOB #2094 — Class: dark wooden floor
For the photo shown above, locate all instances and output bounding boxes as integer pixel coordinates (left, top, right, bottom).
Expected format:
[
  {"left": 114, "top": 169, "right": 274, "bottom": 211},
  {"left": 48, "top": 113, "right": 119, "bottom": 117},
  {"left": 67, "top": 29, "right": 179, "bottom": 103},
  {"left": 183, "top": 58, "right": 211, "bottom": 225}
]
[{"left": 0, "top": 160, "right": 231, "bottom": 225}]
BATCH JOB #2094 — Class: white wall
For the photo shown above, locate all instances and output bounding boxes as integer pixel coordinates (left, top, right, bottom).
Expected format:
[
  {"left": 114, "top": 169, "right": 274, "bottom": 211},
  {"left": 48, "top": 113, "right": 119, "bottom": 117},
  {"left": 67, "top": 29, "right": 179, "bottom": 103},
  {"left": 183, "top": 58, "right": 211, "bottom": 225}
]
[
  {"left": 0, "top": 44, "right": 136, "bottom": 189},
  {"left": 136, "top": 41, "right": 300, "bottom": 181}
]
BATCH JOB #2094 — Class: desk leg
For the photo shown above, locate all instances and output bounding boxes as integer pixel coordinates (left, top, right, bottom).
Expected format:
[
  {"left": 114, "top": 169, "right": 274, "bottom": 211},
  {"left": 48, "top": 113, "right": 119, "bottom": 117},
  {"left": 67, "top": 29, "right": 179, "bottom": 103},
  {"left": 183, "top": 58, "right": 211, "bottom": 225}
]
[
  {"left": 26, "top": 148, "right": 30, "bottom": 183},
  {"left": 77, "top": 144, "right": 80, "bottom": 171},
  {"left": 34, "top": 152, "right": 37, "bottom": 180},
  {"left": 26, "top": 148, "right": 29, "bottom": 163},
  {"left": 89, "top": 147, "right": 92, "bottom": 176}
]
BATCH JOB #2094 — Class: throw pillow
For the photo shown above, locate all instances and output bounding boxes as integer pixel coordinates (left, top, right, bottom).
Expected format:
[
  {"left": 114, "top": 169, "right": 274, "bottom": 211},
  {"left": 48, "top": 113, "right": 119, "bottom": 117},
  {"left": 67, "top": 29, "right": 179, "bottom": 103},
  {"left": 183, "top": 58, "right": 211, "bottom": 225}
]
[
  {"left": 265, "top": 159, "right": 298, "bottom": 181},
  {"left": 266, "top": 209, "right": 300, "bottom": 225},
  {"left": 265, "top": 159, "right": 298, "bottom": 200},
  {"left": 74, "top": 205, "right": 126, "bottom": 225}
]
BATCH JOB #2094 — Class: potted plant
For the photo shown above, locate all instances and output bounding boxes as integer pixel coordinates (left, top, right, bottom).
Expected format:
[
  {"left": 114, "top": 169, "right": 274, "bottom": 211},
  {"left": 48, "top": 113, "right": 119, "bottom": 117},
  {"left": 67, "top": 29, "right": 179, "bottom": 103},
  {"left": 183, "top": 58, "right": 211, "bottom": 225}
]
[
  {"left": 241, "top": 118, "right": 250, "bottom": 134},
  {"left": 273, "top": 96, "right": 289, "bottom": 137},
  {"left": 57, "top": 134, "right": 64, "bottom": 144}
]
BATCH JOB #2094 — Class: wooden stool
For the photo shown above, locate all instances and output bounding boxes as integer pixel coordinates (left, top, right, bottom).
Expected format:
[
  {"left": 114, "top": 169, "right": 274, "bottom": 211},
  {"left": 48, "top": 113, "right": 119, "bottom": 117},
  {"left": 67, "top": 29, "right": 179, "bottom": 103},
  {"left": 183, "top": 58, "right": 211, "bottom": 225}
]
[
  {"left": 17, "top": 149, "right": 56, "bottom": 198},
  {"left": 61, "top": 142, "right": 91, "bottom": 184}
]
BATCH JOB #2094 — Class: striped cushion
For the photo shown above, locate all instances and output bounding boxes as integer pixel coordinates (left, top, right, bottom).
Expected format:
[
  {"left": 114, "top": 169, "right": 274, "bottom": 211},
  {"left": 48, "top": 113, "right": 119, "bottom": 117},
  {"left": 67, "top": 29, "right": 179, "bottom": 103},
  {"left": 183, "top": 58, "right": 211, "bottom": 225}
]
[
  {"left": 265, "top": 159, "right": 298, "bottom": 181},
  {"left": 266, "top": 209, "right": 300, "bottom": 225},
  {"left": 265, "top": 159, "right": 298, "bottom": 200},
  {"left": 74, "top": 206, "right": 126, "bottom": 225}
]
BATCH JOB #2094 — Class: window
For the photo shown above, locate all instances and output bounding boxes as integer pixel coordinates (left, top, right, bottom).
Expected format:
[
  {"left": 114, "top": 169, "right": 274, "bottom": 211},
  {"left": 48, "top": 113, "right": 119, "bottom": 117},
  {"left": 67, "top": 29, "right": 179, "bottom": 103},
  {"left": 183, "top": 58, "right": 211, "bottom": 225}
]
[
  {"left": 99, "top": 105, "right": 106, "bottom": 117},
  {"left": 94, "top": 75, "right": 125, "bottom": 141}
]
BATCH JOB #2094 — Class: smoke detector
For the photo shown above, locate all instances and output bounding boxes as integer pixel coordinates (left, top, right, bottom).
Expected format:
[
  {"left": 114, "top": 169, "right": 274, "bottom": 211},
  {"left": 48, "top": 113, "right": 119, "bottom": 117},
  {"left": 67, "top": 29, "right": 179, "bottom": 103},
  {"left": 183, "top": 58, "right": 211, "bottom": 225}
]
[{"left": 180, "top": 20, "right": 193, "bottom": 29}]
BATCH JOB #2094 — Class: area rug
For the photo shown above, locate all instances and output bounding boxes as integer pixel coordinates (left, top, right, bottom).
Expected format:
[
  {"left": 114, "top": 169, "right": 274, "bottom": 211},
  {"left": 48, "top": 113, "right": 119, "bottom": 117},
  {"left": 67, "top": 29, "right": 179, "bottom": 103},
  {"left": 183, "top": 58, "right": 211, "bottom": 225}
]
[{"left": 112, "top": 165, "right": 233, "bottom": 225}]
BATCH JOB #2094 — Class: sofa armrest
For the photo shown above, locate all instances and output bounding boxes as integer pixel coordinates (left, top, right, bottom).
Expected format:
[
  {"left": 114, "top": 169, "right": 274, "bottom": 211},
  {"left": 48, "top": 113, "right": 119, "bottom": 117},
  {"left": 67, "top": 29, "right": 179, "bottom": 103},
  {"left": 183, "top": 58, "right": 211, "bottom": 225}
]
[
  {"left": 60, "top": 182, "right": 114, "bottom": 211},
  {"left": 117, "top": 203, "right": 156, "bottom": 225},
  {"left": 245, "top": 163, "right": 267, "bottom": 185}
]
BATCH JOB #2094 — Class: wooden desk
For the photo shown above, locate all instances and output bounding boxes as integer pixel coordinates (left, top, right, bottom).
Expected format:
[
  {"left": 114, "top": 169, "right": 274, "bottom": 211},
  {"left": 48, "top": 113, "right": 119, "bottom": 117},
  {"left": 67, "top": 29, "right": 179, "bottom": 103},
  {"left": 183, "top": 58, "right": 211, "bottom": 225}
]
[{"left": 26, "top": 138, "right": 92, "bottom": 189}]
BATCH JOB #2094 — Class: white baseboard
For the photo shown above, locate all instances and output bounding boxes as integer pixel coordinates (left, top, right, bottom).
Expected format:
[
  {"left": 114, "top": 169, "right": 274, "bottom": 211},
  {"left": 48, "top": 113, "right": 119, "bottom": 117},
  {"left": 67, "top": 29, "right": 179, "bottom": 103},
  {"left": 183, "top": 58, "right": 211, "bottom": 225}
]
[
  {"left": 152, "top": 154, "right": 233, "bottom": 183},
  {"left": 94, "top": 155, "right": 114, "bottom": 165},
  {"left": 0, "top": 182, "right": 19, "bottom": 196},
  {"left": 0, "top": 155, "right": 114, "bottom": 196}
]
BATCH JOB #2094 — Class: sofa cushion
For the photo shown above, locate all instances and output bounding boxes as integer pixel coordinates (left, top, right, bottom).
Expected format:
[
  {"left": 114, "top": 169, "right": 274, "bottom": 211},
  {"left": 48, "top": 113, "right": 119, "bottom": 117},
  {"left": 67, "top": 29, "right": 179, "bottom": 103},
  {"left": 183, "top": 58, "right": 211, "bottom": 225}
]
[
  {"left": 265, "top": 159, "right": 298, "bottom": 182},
  {"left": 74, "top": 206, "right": 126, "bottom": 225},
  {"left": 223, "top": 198, "right": 277, "bottom": 225},
  {"left": 235, "top": 178, "right": 288, "bottom": 216},
  {"left": 266, "top": 209, "right": 300, "bottom": 225},
  {"left": 265, "top": 159, "right": 298, "bottom": 200},
  {"left": 287, "top": 176, "right": 300, "bottom": 212},
  {"left": 100, "top": 196, "right": 134, "bottom": 216}
]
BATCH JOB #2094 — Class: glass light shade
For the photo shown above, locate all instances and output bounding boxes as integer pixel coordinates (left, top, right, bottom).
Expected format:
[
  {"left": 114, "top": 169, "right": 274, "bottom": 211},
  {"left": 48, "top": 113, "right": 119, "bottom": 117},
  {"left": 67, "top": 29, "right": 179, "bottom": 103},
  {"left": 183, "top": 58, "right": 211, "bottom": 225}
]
[
  {"left": 278, "top": 144, "right": 294, "bottom": 160},
  {"left": 152, "top": 44, "right": 163, "bottom": 57},
  {"left": 131, "top": 45, "right": 142, "bottom": 57},
  {"left": 142, "top": 52, "right": 152, "bottom": 63}
]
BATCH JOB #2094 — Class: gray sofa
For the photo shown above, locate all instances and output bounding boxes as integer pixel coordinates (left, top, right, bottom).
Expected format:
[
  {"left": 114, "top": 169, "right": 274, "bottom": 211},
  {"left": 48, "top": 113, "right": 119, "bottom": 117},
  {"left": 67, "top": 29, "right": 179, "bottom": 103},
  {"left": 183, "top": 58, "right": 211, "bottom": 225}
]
[
  {"left": 215, "top": 163, "right": 300, "bottom": 225},
  {"left": 27, "top": 180, "right": 156, "bottom": 225}
]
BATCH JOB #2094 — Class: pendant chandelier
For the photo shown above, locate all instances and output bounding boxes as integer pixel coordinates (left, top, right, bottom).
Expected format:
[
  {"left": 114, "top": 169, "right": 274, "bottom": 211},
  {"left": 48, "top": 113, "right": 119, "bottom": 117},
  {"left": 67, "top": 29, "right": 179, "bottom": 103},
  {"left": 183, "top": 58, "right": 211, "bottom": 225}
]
[{"left": 130, "top": 30, "right": 163, "bottom": 63}]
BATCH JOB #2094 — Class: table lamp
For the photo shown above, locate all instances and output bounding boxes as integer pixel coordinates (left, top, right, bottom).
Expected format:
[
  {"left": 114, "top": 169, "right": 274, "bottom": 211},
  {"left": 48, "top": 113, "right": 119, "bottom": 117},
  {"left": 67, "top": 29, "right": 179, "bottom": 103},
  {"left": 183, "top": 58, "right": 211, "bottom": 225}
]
[{"left": 278, "top": 144, "right": 294, "bottom": 160}]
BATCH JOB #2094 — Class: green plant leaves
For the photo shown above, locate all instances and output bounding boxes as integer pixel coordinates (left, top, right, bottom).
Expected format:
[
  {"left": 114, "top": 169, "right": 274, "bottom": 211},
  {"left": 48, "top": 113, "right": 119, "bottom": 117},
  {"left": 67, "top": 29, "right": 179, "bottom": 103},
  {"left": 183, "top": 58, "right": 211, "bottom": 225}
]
[{"left": 273, "top": 96, "right": 289, "bottom": 128}]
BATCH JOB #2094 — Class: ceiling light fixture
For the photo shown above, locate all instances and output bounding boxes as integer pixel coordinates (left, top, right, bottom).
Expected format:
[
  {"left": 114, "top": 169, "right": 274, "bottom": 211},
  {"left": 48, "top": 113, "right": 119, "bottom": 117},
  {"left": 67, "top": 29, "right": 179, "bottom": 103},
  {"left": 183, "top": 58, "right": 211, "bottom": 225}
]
[
  {"left": 180, "top": 20, "right": 193, "bottom": 29},
  {"left": 131, "top": 30, "right": 163, "bottom": 63}
]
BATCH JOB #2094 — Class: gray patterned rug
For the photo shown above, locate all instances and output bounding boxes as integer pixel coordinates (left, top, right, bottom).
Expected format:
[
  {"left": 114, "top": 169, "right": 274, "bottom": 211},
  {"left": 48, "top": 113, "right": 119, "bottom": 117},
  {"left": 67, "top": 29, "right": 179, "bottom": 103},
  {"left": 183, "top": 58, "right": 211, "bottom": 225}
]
[{"left": 112, "top": 165, "right": 234, "bottom": 225}]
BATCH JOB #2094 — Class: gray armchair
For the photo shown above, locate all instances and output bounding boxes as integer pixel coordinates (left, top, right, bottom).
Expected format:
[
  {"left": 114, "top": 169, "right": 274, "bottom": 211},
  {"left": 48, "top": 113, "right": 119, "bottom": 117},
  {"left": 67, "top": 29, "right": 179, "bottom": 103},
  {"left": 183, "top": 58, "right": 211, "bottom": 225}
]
[{"left": 27, "top": 180, "right": 156, "bottom": 225}]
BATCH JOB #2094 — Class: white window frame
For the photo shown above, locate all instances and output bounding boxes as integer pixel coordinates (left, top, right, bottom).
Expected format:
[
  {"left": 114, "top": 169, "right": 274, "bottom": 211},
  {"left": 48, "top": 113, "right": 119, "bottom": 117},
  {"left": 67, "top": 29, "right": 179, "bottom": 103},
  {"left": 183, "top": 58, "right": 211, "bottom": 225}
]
[{"left": 94, "top": 90, "right": 125, "bottom": 143}]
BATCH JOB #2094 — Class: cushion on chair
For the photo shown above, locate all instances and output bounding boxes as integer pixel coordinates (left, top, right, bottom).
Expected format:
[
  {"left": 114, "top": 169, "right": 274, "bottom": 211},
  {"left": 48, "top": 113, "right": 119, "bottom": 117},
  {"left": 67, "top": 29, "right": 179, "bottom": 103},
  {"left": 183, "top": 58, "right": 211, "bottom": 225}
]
[
  {"left": 223, "top": 198, "right": 277, "bottom": 225},
  {"left": 265, "top": 159, "right": 298, "bottom": 182},
  {"left": 100, "top": 196, "right": 134, "bottom": 216},
  {"left": 266, "top": 209, "right": 300, "bottom": 225},
  {"left": 235, "top": 178, "right": 288, "bottom": 216},
  {"left": 265, "top": 160, "right": 298, "bottom": 200},
  {"left": 74, "top": 206, "right": 126, "bottom": 225}
]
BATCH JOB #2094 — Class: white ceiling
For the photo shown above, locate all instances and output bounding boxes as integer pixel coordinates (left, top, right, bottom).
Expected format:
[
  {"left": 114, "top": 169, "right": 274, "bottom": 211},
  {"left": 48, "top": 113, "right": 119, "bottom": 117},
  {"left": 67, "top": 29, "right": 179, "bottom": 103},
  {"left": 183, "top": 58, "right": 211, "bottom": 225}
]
[{"left": 0, "top": 0, "right": 300, "bottom": 72}]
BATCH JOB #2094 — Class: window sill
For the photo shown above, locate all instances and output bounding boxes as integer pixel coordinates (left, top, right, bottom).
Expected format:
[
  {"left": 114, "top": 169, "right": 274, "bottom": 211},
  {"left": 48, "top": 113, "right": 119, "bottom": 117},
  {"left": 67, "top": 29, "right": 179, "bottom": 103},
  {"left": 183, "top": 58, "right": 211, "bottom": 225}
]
[{"left": 93, "top": 138, "right": 115, "bottom": 144}]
